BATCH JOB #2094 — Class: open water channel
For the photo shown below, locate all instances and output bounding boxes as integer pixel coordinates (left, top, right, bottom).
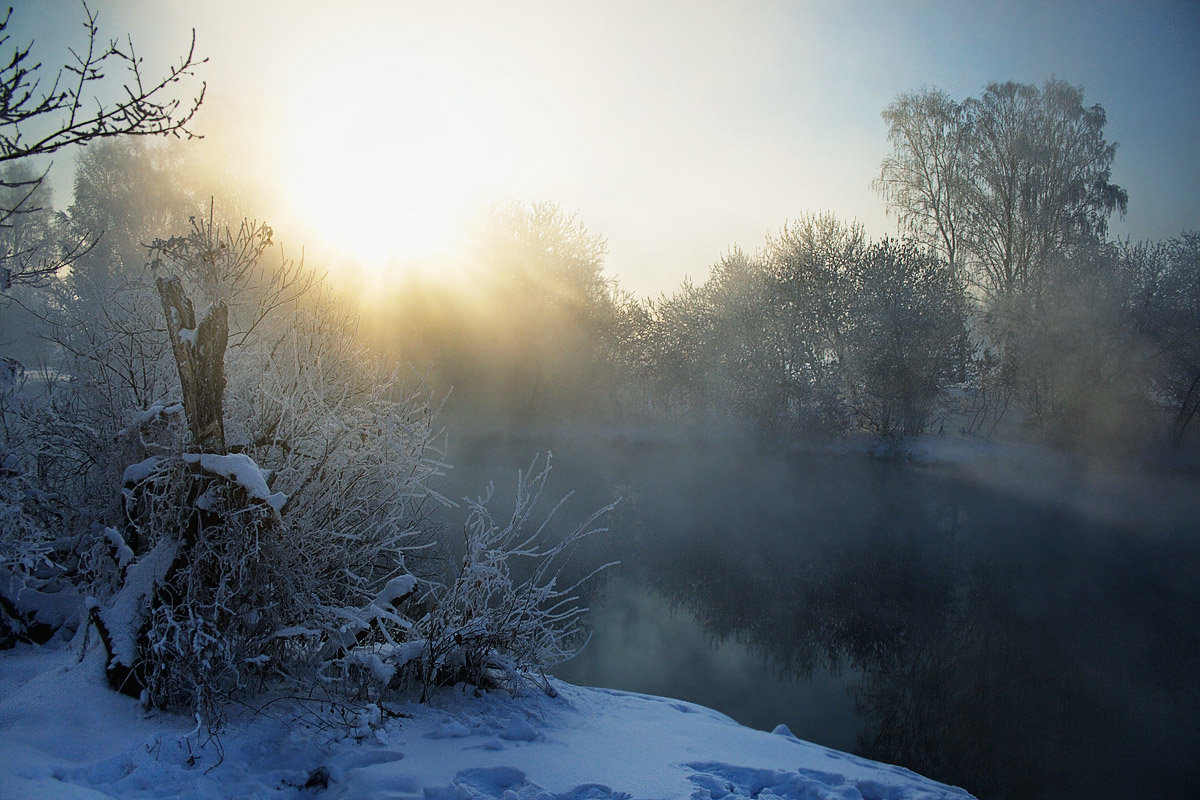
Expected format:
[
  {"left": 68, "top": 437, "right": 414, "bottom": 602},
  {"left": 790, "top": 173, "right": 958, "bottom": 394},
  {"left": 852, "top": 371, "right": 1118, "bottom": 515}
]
[{"left": 441, "top": 424, "right": 1200, "bottom": 800}]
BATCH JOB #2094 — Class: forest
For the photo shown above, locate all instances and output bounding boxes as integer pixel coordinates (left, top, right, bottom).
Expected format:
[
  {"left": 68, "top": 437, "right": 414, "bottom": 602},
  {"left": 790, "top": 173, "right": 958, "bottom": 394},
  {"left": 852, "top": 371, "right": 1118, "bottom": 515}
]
[{"left": 1, "top": 4, "right": 1199, "bottom": 798}]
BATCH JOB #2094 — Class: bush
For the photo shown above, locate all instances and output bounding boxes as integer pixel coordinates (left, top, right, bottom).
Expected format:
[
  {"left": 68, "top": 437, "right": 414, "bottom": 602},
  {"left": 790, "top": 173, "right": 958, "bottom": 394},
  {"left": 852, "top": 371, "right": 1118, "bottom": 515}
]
[
  {"left": 98, "top": 449, "right": 293, "bottom": 718},
  {"left": 319, "top": 455, "right": 616, "bottom": 702},
  {"left": 0, "top": 363, "right": 80, "bottom": 647},
  {"left": 413, "top": 456, "right": 615, "bottom": 695},
  {"left": 66, "top": 212, "right": 612, "bottom": 731}
]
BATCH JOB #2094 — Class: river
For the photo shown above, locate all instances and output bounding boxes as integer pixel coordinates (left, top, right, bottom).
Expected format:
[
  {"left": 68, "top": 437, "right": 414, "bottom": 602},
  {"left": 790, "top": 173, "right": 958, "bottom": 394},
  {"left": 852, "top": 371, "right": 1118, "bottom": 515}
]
[{"left": 439, "top": 423, "right": 1200, "bottom": 800}]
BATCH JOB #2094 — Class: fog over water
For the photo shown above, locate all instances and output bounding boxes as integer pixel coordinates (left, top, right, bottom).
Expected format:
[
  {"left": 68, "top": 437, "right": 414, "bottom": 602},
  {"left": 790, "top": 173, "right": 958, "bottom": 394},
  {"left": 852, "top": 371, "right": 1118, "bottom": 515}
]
[
  {"left": 4, "top": 6, "right": 1200, "bottom": 800},
  {"left": 441, "top": 421, "right": 1200, "bottom": 800}
]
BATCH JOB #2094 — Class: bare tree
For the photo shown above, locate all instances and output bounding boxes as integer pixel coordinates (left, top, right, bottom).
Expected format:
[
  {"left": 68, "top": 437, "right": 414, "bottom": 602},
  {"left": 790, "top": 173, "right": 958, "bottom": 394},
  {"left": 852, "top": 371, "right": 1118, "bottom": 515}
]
[
  {"left": 0, "top": 1, "right": 204, "bottom": 294},
  {"left": 875, "top": 88, "right": 968, "bottom": 271}
]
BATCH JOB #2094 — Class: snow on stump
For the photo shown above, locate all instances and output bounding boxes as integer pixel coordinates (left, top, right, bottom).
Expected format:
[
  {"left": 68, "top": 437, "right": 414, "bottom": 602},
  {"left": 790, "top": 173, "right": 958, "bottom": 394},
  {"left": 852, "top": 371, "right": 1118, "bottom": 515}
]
[{"left": 94, "top": 451, "right": 290, "bottom": 719}]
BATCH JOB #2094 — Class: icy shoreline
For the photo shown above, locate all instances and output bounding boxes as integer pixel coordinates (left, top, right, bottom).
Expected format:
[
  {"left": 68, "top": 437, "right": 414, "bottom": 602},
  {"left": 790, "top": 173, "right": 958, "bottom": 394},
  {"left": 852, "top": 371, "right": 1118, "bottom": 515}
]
[{"left": 0, "top": 641, "right": 973, "bottom": 800}]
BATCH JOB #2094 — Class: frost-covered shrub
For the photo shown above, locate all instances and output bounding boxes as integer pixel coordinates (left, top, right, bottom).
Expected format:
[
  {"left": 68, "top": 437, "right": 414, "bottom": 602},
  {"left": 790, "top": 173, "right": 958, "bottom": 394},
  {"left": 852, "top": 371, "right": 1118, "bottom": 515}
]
[
  {"left": 37, "top": 275, "right": 180, "bottom": 519},
  {"left": 0, "top": 440, "right": 58, "bottom": 590},
  {"left": 314, "top": 456, "right": 614, "bottom": 702},
  {"left": 17, "top": 205, "right": 610, "bottom": 723},
  {"left": 94, "top": 384, "right": 444, "bottom": 721},
  {"left": 79, "top": 213, "right": 445, "bottom": 723},
  {"left": 0, "top": 452, "right": 71, "bottom": 645},
  {"left": 210, "top": 292, "right": 448, "bottom": 699},
  {"left": 1, "top": 363, "right": 82, "bottom": 645},
  {"left": 97, "top": 452, "right": 296, "bottom": 716},
  {"left": 75, "top": 402, "right": 188, "bottom": 600},
  {"left": 224, "top": 291, "right": 448, "bottom": 620},
  {"left": 412, "top": 456, "right": 615, "bottom": 695}
]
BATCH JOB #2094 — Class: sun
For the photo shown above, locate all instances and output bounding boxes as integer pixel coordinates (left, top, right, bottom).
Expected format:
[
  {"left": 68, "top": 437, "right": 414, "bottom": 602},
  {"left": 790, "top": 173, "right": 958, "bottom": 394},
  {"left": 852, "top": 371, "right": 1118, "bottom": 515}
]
[{"left": 275, "top": 81, "right": 504, "bottom": 290}]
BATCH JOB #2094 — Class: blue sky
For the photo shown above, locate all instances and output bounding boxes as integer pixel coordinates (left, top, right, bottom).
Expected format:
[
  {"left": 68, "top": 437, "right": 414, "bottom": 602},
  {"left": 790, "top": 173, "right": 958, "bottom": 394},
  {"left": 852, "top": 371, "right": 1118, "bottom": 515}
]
[{"left": 12, "top": 0, "right": 1200, "bottom": 296}]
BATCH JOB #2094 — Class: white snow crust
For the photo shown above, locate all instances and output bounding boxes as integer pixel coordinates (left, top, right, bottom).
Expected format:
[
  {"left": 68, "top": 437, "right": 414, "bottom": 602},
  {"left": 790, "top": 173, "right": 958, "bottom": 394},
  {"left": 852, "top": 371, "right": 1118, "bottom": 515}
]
[
  {"left": 181, "top": 452, "right": 287, "bottom": 513},
  {"left": 98, "top": 539, "right": 179, "bottom": 668},
  {"left": 0, "top": 641, "right": 976, "bottom": 800},
  {"left": 121, "top": 456, "right": 162, "bottom": 486}
]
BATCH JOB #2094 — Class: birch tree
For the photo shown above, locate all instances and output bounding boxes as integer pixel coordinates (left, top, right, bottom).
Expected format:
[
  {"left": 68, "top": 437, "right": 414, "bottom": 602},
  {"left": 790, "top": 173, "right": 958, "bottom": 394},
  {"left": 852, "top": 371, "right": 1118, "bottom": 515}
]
[
  {"left": 876, "top": 79, "right": 1127, "bottom": 301},
  {"left": 876, "top": 88, "right": 968, "bottom": 271}
]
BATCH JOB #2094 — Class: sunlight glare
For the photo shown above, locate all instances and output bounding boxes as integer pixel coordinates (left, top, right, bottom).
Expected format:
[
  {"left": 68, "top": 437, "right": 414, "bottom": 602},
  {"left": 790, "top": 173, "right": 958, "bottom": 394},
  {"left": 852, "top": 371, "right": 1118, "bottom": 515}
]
[{"left": 277, "top": 80, "right": 503, "bottom": 288}]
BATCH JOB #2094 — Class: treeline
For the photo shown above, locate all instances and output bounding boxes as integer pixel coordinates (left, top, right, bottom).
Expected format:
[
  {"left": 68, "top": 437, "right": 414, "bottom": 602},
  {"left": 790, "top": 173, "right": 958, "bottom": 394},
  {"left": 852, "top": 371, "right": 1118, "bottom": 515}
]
[
  {"left": 374, "top": 80, "right": 1199, "bottom": 454},
  {"left": 382, "top": 211, "right": 970, "bottom": 439},
  {"left": 3, "top": 80, "right": 1198, "bottom": 456}
]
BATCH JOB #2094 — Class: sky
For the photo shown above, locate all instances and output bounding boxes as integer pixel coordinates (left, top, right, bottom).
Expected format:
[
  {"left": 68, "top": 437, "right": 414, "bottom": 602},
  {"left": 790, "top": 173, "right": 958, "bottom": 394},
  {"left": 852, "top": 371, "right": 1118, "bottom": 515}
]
[{"left": 12, "top": 0, "right": 1200, "bottom": 297}]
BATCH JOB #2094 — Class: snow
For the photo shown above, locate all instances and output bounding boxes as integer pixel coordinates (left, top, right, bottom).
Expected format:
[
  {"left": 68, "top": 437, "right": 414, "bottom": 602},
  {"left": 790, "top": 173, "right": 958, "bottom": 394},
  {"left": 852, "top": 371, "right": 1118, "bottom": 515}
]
[
  {"left": 0, "top": 640, "right": 976, "bottom": 800},
  {"left": 345, "top": 650, "right": 396, "bottom": 685},
  {"left": 123, "top": 404, "right": 185, "bottom": 433},
  {"left": 121, "top": 457, "right": 162, "bottom": 486},
  {"left": 378, "top": 574, "right": 419, "bottom": 603},
  {"left": 273, "top": 625, "right": 320, "bottom": 639},
  {"left": 98, "top": 539, "right": 179, "bottom": 669},
  {"left": 102, "top": 528, "right": 135, "bottom": 571},
  {"left": 180, "top": 452, "right": 288, "bottom": 513},
  {"left": 0, "top": 569, "right": 80, "bottom": 633}
]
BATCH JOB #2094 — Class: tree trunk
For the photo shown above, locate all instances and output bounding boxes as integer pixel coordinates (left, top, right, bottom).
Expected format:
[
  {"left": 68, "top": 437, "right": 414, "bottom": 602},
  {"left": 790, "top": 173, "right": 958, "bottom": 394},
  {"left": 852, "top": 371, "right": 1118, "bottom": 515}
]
[{"left": 156, "top": 276, "right": 228, "bottom": 454}]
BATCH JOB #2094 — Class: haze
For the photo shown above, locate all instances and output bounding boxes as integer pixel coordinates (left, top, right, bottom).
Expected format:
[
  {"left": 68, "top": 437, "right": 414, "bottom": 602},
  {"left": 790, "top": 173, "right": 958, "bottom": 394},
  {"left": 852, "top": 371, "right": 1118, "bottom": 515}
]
[
  {"left": 15, "top": 0, "right": 1199, "bottom": 297},
  {"left": 4, "top": 3, "right": 1200, "bottom": 798}
]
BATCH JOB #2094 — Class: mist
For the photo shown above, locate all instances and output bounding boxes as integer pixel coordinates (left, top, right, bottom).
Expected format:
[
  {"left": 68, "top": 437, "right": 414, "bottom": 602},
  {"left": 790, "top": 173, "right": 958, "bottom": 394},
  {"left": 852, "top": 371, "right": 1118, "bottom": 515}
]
[
  {"left": 5, "top": 109, "right": 1199, "bottom": 800},
  {"left": 435, "top": 423, "right": 1200, "bottom": 800},
  {"left": 2, "top": 7, "right": 1200, "bottom": 798}
]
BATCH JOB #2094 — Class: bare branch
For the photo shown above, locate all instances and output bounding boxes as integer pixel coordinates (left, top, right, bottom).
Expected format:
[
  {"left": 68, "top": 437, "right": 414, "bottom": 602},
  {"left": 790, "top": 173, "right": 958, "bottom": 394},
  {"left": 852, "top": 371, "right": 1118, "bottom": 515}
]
[{"left": 0, "top": 1, "right": 205, "bottom": 295}]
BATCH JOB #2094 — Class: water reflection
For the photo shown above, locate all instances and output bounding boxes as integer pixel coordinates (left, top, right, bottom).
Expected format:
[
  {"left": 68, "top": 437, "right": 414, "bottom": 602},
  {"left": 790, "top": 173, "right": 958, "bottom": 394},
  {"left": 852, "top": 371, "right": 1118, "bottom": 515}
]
[
  {"left": 446, "top": 430, "right": 1200, "bottom": 800},
  {"left": 559, "top": 578, "right": 860, "bottom": 750}
]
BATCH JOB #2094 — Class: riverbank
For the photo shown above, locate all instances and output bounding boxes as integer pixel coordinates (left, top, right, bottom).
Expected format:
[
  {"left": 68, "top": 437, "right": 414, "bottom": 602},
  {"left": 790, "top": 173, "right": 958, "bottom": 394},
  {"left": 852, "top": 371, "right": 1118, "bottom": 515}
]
[{"left": 0, "top": 639, "right": 974, "bottom": 799}]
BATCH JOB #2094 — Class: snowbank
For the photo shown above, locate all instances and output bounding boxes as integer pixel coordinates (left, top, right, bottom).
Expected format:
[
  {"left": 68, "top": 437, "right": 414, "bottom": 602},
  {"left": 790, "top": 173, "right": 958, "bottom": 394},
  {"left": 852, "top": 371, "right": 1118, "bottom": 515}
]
[{"left": 0, "top": 641, "right": 974, "bottom": 799}]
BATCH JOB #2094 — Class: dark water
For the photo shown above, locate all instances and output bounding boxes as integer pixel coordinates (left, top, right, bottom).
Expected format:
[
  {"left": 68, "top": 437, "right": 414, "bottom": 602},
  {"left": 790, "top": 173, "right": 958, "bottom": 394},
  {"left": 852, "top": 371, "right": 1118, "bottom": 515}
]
[{"left": 441, "top": 424, "right": 1200, "bottom": 800}]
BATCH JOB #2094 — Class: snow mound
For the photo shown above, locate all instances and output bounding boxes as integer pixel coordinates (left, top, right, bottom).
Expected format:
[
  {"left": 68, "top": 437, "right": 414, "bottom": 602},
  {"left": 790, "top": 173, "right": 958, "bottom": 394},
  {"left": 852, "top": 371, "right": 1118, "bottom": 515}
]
[
  {"left": 181, "top": 452, "right": 287, "bottom": 512},
  {"left": 0, "top": 642, "right": 975, "bottom": 800}
]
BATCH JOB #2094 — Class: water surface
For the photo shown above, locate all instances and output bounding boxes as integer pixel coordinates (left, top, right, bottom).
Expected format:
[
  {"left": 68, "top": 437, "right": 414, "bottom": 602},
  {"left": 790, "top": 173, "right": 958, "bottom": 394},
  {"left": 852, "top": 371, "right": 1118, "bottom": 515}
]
[{"left": 442, "top": 425, "right": 1200, "bottom": 800}]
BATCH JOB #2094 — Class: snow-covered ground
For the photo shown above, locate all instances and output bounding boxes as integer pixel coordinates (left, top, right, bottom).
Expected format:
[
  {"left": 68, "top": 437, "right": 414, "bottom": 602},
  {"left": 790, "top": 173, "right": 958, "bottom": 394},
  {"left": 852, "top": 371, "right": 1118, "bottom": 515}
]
[{"left": 0, "top": 641, "right": 974, "bottom": 800}]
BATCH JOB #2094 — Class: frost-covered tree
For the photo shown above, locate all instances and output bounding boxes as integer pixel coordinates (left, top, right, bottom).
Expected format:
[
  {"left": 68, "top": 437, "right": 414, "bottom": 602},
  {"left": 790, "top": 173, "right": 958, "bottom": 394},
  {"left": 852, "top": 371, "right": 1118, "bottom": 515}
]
[
  {"left": 641, "top": 277, "right": 722, "bottom": 419},
  {"left": 469, "top": 201, "right": 617, "bottom": 419},
  {"left": 876, "top": 79, "right": 1127, "bottom": 302},
  {"left": 1118, "top": 233, "right": 1200, "bottom": 446},
  {"left": 876, "top": 89, "right": 968, "bottom": 271},
  {"left": 963, "top": 80, "right": 1127, "bottom": 298},
  {"left": 640, "top": 217, "right": 972, "bottom": 439},
  {"left": 876, "top": 80, "right": 1133, "bottom": 440},
  {"left": 758, "top": 213, "right": 866, "bottom": 433},
  {"left": 61, "top": 140, "right": 198, "bottom": 309},
  {"left": 844, "top": 239, "right": 968, "bottom": 437}
]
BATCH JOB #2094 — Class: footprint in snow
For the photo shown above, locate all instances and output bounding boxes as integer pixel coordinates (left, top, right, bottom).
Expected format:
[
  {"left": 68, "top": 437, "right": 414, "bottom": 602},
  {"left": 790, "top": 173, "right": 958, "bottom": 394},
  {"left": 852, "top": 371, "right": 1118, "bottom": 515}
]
[
  {"left": 426, "top": 720, "right": 473, "bottom": 739},
  {"left": 500, "top": 714, "right": 539, "bottom": 742},
  {"left": 685, "top": 762, "right": 971, "bottom": 800},
  {"left": 425, "top": 767, "right": 631, "bottom": 800}
]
